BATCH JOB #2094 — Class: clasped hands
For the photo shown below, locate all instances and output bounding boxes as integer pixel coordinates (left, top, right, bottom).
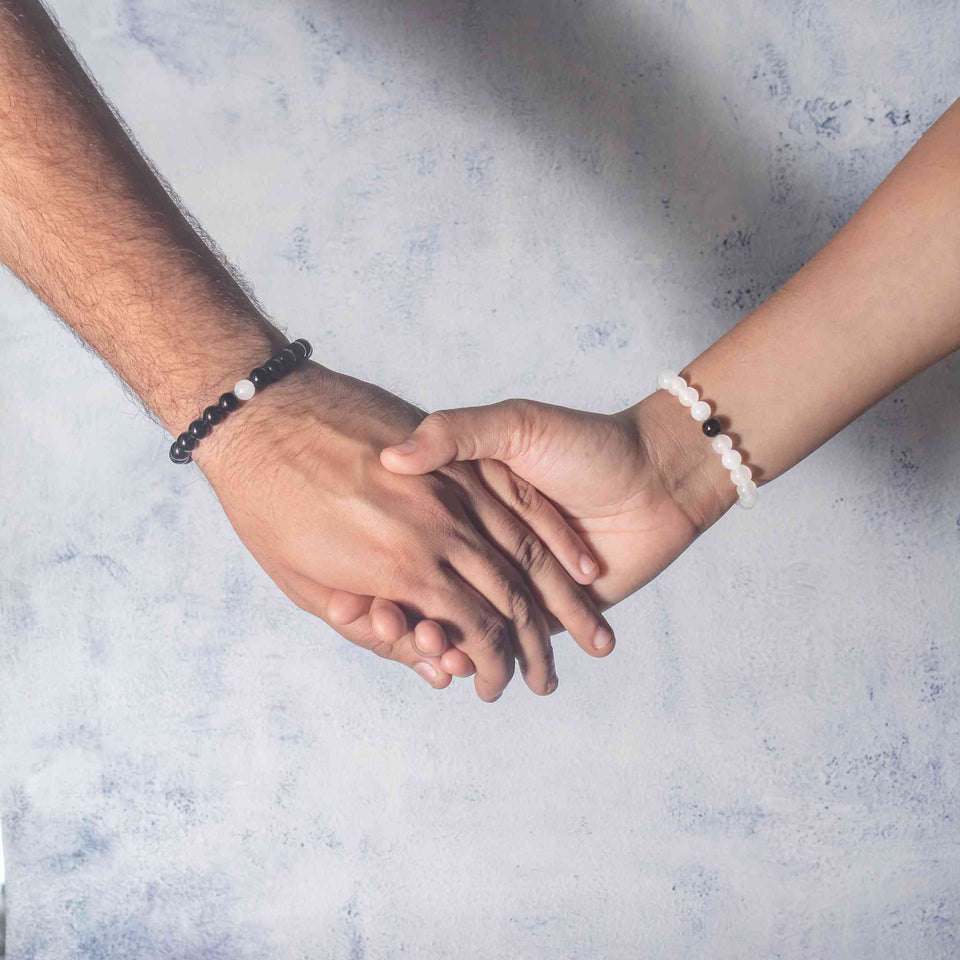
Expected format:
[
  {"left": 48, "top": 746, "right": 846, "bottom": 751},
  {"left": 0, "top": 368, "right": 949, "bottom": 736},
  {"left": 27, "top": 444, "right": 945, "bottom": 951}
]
[{"left": 195, "top": 362, "right": 730, "bottom": 701}]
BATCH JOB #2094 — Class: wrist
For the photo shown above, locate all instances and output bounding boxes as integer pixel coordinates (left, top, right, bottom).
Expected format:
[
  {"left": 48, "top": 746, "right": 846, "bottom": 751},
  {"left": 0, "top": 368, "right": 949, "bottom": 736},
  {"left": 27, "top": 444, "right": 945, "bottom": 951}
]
[
  {"left": 146, "top": 311, "right": 288, "bottom": 434},
  {"left": 187, "top": 352, "right": 329, "bottom": 481},
  {"left": 628, "top": 387, "right": 738, "bottom": 533}
]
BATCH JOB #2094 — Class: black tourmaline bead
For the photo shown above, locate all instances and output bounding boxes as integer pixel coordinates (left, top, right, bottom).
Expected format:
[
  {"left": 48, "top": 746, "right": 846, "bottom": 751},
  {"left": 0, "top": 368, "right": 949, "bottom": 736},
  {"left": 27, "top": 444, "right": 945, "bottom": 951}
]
[
  {"left": 264, "top": 358, "right": 285, "bottom": 381},
  {"left": 277, "top": 348, "right": 299, "bottom": 373},
  {"left": 294, "top": 337, "right": 313, "bottom": 360},
  {"left": 218, "top": 392, "right": 240, "bottom": 413},
  {"left": 177, "top": 431, "right": 197, "bottom": 451},
  {"left": 188, "top": 418, "right": 210, "bottom": 439},
  {"left": 249, "top": 366, "right": 271, "bottom": 388},
  {"left": 702, "top": 418, "right": 722, "bottom": 438},
  {"left": 288, "top": 340, "right": 308, "bottom": 361},
  {"left": 202, "top": 404, "right": 224, "bottom": 425},
  {"left": 169, "top": 441, "right": 192, "bottom": 464}
]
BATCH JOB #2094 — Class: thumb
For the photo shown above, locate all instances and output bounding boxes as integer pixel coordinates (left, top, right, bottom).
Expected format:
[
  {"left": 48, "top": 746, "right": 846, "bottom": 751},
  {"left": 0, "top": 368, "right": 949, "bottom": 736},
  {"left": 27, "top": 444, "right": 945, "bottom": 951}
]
[{"left": 380, "top": 400, "right": 536, "bottom": 475}]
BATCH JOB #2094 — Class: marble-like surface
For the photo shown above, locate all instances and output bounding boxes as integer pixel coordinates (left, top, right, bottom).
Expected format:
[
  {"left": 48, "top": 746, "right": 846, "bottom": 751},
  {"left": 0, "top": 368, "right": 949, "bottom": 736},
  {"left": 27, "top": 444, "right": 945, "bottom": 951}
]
[{"left": 2, "top": 1, "right": 959, "bottom": 956}]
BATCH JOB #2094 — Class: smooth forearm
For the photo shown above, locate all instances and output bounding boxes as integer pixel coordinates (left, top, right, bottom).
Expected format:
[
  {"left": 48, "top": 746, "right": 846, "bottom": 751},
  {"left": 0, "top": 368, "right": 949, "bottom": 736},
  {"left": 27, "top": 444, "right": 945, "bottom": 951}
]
[
  {"left": 639, "top": 97, "right": 960, "bottom": 529},
  {"left": 0, "top": 0, "right": 285, "bottom": 436}
]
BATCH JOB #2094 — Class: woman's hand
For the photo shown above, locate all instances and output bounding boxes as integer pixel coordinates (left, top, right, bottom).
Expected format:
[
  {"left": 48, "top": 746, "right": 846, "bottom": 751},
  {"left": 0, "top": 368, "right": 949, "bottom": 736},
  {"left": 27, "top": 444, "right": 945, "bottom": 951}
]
[
  {"left": 193, "top": 362, "right": 612, "bottom": 701},
  {"left": 380, "top": 391, "right": 736, "bottom": 639}
]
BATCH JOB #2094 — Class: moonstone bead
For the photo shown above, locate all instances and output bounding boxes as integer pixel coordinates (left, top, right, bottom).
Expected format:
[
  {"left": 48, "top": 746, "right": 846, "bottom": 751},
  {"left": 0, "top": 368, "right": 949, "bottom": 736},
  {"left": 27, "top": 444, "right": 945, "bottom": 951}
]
[
  {"left": 667, "top": 376, "right": 685, "bottom": 396},
  {"left": 721, "top": 449, "right": 742, "bottom": 469},
  {"left": 657, "top": 369, "right": 678, "bottom": 390},
  {"left": 737, "top": 481, "right": 759, "bottom": 509},
  {"left": 729, "top": 464, "right": 752, "bottom": 486},
  {"left": 711, "top": 434, "right": 733, "bottom": 455},
  {"left": 234, "top": 378, "right": 256, "bottom": 401},
  {"left": 690, "top": 400, "right": 711, "bottom": 421},
  {"left": 678, "top": 386, "right": 699, "bottom": 407}
]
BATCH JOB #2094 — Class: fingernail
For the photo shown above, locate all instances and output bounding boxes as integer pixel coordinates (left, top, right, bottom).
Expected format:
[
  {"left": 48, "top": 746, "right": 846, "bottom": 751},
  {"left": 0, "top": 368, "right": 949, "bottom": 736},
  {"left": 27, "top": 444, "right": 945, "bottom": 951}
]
[
  {"left": 546, "top": 675, "right": 559, "bottom": 694},
  {"left": 592, "top": 627, "right": 613, "bottom": 650},
  {"left": 390, "top": 439, "right": 417, "bottom": 455},
  {"left": 579, "top": 554, "right": 597, "bottom": 576},
  {"left": 414, "top": 662, "right": 437, "bottom": 683}
]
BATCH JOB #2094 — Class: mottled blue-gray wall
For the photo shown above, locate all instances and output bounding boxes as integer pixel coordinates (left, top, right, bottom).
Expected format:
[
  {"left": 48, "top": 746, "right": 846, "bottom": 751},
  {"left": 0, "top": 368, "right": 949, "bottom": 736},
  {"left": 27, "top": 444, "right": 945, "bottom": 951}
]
[{"left": 2, "top": 1, "right": 959, "bottom": 957}]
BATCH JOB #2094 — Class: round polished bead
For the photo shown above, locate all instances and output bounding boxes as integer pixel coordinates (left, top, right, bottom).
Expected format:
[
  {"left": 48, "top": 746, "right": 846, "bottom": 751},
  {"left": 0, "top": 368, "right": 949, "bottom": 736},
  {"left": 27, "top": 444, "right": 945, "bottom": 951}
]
[
  {"left": 690, "top": 400, "right": 711, "bottom": 421},
  {"left": 278, "top": 348, "right": 299, "bottom": 373},
  {"left": 176, "top": 431, "right": 197, "bottom": 452},
  {"left": 702, "top": 418, "right": 722, "bottom": 438},
  {"left": 202, "top": 405, "right": 224, "bottom": 425},
  {"left": 293, "top": 338, "right": 313, "bottom": 359},
  {"left": 711, "top": 434, "right": 733, "bottom": 455},
  {"left": 169, "top": 441, "right": 192, "bottom": 464},
  {"left": 721, "top": 448, "right": 742, "bottom": 470},
  {"left": 188, "top": 418, "right": 209, "bottom": 440},
  {"left": 729, "top": 464, "right": 752, "bottom": 486},
  {"left": 678, "top": 385, "right": 699, "bottom": 407},
  {"left": 737, "top": 481, "right": 759, "bottom": 509},
  {"left": 288, "top": 340, "right": 308, "bottom": 361},
  {"left": 234, "top": 379, "right": 255, "bottom": 402},
  {"left": 667, "top": 375, "right": 685, "bottom": 396},
  {"left": 249, "top": 367, "right": 271, "bottom": 388},
  {"left": 264, "top": 358, "right": 285, "bottom": 381},
  {"left": 218, "top": 392, "right": 240, "bottom": 412},
  {"left": 657, "top": 369, "right": 678, "bottom": 390}
]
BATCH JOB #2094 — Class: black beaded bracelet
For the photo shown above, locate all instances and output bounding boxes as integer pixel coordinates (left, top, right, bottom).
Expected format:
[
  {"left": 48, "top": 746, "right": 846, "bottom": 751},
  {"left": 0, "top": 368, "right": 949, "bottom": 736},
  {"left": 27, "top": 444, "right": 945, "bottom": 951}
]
[{"left": 168, "top": 338, "right": 313, "bottom": 464}]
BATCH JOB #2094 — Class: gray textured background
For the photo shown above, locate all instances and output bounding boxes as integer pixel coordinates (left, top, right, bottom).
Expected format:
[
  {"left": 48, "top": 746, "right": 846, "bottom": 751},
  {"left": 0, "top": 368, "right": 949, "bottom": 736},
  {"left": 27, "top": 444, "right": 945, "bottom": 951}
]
[{"left": 2, "top": 1, "right": 959, "bottom": 956}]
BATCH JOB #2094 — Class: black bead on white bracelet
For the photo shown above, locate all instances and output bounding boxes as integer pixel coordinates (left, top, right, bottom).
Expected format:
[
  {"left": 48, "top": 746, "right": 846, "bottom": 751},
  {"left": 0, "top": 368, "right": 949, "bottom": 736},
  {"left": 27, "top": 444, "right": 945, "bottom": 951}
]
[
  {"left": 656, "top": 368, "right": 759, "bottom": 509},
  {"left": 168, "top": 338, "right": 313, "bottom": 464}
]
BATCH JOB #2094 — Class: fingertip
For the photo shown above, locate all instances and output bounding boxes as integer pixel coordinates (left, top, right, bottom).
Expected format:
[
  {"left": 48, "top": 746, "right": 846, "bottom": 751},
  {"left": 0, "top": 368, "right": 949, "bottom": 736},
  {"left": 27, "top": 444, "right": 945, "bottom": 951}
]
[
  {"left": 380, "top": 442, "right": 423, "bottom": 474},
  {"left": 413, "top": 660, "right": 452, "bottom": 689},
  {"left": 326, "top": 590, "right": 372, "bottom": 626},
  {"left": 577, "top": 552, "right": 599, "bottom": 584},
  {"left": 439, "top": 646, "right": 475, "bottom": 677},
  {"left": 590, "top": 625, "right": 616, "bottom": 656},
  {"left": 369, "top": 598, "right": 408, "bottom": 642},
  {"left": 413, "top": 619, "right": 448, "bottom": 657}
]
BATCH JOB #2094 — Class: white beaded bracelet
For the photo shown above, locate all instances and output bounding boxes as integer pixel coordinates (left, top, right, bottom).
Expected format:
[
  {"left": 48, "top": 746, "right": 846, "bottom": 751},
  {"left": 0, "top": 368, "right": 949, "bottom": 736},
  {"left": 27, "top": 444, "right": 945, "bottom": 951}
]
[{"left": 656, "top": 369, "right": 759, "bottom": 509}]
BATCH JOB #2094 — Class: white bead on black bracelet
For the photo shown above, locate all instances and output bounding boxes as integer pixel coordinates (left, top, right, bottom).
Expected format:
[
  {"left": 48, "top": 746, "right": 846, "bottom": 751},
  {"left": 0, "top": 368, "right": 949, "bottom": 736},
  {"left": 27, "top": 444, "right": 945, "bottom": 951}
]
[{"left": 656, "top": 369, "right": 759, "bottom": 509}]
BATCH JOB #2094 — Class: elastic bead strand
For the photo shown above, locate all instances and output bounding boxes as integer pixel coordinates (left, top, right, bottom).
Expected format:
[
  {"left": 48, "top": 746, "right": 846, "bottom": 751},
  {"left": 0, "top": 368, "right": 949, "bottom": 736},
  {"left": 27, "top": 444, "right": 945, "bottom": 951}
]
[
  {"left": 167, "top": 339, "right": 312, "bottom": 466},
  {"left": 657, "top": 368, "right": 758, "bottom": 509}
]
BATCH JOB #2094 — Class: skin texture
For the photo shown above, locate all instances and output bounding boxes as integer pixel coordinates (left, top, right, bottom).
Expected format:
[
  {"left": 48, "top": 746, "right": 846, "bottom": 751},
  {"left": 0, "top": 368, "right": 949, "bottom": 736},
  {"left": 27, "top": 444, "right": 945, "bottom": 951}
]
[
  {"left": 1, "top": 0, "right": 956, "bottom": 699},
  {"left": 379, "top": 97, "right": 960, "bottom": 675},
  {"left": 0, "top": 0, "right": 611, "bottom": 700},
  {"left": 193, "top": 362, "right": 615, "bottom": 701}
]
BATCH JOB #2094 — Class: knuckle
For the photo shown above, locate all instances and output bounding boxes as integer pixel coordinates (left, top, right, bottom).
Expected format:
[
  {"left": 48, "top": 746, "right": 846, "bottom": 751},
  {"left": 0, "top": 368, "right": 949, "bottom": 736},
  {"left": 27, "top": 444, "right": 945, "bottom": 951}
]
[
  {"left": 472, "top": 613, "right": 511, "bottom": 655},
  {"left": 370, "top": 638, "right": 399, "bottom": 662},
  {"left": 505, "top": 580, "right": 536, "bottom": 630},
  {"left": 514, "top": 530, "right": 551, "bottom": 576},
  {"left": 509, "top": 473, "right": 539, "bottom": 513},
  {"left": 423, "top": 409, "right": 454, "bottom": 432}
]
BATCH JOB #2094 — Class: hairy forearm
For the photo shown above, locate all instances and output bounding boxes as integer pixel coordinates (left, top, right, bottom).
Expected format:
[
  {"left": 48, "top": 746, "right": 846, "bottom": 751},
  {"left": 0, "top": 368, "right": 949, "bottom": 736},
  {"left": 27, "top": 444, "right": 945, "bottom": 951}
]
[
  {"left": 0, "top": 0, "right": 286, "bottom": 437},
  {"left": 640, "top": 97, "right": 960, "bottom": 528}
]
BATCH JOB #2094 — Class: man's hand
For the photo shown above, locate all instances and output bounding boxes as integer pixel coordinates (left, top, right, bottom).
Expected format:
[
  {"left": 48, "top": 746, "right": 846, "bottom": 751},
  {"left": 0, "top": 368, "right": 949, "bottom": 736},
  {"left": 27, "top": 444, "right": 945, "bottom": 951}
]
[{"left": 194, "top": 363, "right": 614, "bottom": 701}]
